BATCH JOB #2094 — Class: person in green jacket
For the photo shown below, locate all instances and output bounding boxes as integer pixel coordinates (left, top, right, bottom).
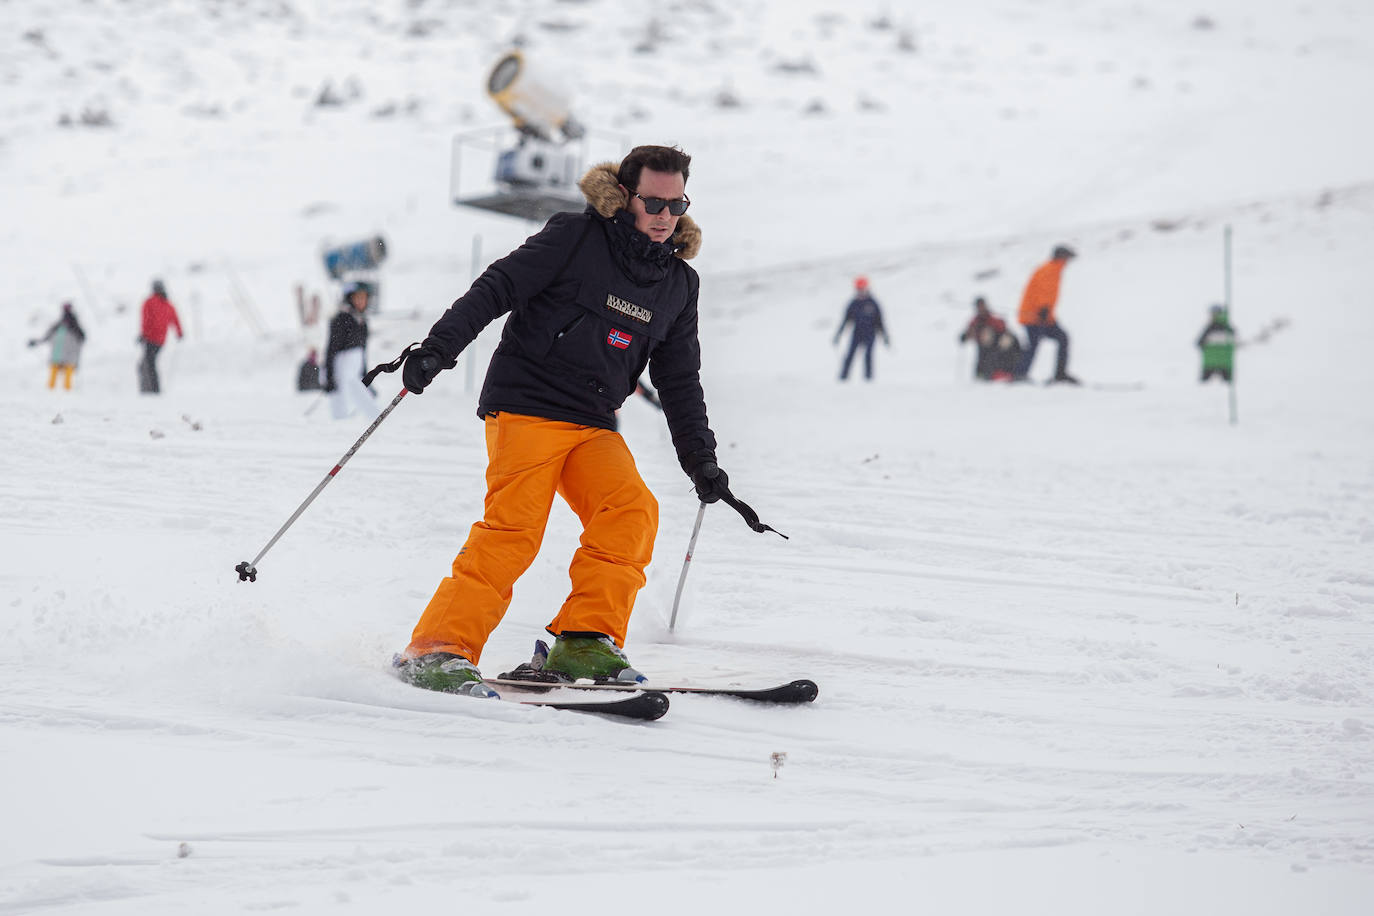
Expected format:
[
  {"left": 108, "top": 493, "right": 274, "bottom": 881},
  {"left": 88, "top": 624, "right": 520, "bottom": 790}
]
[
  {"left": 29, "top": 302, "right": 86, "bottom": 390},
  {"left": 1196, "top": 304, "right": 1236, "bottom": 382}
]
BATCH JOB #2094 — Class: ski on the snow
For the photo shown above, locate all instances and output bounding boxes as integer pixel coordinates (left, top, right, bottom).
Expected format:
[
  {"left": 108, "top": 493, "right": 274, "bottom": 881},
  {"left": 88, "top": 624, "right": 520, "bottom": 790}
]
[
  {"left": 512, "top": 690, "right": 670, "bottom": 720},
  {"left": 493, "top": 640, "right": 819, "bottom": 705},
  {"left": 490, "top": 674, "right": 819, "bottom": 705}
]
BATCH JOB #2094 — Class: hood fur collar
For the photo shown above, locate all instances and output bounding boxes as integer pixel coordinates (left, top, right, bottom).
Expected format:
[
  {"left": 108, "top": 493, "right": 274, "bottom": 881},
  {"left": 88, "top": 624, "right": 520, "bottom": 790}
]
[{"left": 579, "top": 161, "right": 701, "bottom": 261}]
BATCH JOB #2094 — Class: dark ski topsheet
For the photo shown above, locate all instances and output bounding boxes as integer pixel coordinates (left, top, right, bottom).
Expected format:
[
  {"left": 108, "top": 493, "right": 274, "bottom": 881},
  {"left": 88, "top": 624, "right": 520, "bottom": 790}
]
[{"left": 516, "top": 690, "right": 670, "bottom": 720}]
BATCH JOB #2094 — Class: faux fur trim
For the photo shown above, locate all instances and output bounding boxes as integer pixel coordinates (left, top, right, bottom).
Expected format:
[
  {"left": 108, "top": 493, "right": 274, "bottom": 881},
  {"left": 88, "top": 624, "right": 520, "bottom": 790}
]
[
  {"left": 578, "top": 161, "right": 701, "bottom": 261},
  {"left": 579, "top": 161, "right": 627, "bottom": 218}
]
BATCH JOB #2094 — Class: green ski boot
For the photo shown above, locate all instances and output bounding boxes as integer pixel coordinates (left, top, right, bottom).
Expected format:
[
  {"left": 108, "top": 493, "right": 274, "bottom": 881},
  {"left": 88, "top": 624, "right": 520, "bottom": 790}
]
[
  {"left": 393, "top": 652, "right": 499, "bottom": 698},
  {"left": 543, "top": 635, "right": 646, "bottom": 684}
]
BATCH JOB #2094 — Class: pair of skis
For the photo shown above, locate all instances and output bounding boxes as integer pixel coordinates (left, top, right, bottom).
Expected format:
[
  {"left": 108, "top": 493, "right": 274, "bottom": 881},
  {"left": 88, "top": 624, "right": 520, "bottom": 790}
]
[{"left": 488, "top": 676, "right": 820, "bottom": 721}]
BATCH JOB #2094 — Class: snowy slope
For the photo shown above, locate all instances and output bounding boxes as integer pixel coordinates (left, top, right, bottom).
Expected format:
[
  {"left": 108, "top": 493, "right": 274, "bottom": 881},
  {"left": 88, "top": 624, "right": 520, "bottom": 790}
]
[{"left": 3, "top": 1, "right": 1374, "bottom": 914}]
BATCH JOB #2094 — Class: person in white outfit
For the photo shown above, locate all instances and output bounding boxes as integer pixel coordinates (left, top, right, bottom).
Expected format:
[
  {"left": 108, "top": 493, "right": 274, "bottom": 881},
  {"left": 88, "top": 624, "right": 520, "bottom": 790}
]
[{"left": 323, "top": 281, "right": 380, "bottom": 420}]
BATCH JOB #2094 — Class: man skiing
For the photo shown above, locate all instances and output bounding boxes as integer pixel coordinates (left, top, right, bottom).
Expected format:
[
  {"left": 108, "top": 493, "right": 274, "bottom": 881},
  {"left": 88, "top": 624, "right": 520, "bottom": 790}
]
[
  {"left": 391, "top": 145, "right": 755, "bottom": 697},
  {"left": 833, "top": 276, "right": 889, "bottom": 381},
  {"left": 1014, "top": 245, "right": 1079, "bottom": 384},
  {"left": 29, "top": 302, "right": 87, "bottom": 390},
  {"left": 138, "top": 280, "right": 183, "bottom": 393}
]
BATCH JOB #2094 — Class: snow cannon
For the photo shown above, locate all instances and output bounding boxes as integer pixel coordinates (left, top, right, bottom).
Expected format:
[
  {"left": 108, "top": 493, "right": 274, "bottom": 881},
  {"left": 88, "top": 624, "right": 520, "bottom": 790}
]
[
  {"left": 487, "top": 50, "right": 584, "bottom": 143},
  {"left": 322, "top": 236, "right": 387, "bottom": 280}
]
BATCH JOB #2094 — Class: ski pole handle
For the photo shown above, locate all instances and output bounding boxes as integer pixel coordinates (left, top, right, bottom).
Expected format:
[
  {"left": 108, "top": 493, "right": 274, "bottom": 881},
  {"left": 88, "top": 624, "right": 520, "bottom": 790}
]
[
  {"left": 236, "top": 388, "right": 408, "bottom": 582},
  {"left": 668, "top": 501, "right": 708, "bottom": 632}
]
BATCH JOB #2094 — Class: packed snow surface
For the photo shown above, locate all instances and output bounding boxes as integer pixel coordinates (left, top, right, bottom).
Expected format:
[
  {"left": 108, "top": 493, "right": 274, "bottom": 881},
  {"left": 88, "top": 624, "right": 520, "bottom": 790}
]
[{"left": 3, "top": 0, "right": 1373, "bottom": 913}]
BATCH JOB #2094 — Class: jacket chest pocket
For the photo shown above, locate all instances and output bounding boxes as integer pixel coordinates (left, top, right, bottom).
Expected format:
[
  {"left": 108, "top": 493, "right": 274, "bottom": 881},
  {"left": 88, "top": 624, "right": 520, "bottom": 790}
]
[{"left": 542, "top": 289, "right": 672, "bottom": 401}]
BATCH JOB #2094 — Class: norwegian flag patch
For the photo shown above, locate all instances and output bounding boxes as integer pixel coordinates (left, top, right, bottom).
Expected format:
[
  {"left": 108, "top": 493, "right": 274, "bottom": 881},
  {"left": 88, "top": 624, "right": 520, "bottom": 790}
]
[{"left": 607, "top": 329, "right": 633, "bottom": 349}]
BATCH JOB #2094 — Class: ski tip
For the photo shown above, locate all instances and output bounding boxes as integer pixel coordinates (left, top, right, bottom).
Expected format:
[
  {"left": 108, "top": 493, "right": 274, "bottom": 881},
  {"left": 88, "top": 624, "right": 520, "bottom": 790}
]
[
  {"left": 639, "top": 691, "right": 671, "bottom": 720},
  {"left": 789, "top": 679, "right": 820, "bottom": 702}
]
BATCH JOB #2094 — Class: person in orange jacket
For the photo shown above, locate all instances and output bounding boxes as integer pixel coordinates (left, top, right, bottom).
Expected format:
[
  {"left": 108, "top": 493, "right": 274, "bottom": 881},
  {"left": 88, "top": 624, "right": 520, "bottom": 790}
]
[
  {"left": 1014, "top": 245, "right": 1079, "bottom": 384},
  {"left": 138, "top": 279, "right": 184, "bottom": 393}
]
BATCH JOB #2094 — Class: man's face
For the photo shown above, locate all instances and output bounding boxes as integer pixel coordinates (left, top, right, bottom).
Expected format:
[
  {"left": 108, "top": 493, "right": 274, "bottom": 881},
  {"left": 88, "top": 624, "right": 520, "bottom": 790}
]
[
  {"left": 623, "top": 167, "right": 686, "bottom": 245},
  {"left": 349, "top": 291, "right": 369, "bottom": 311}
]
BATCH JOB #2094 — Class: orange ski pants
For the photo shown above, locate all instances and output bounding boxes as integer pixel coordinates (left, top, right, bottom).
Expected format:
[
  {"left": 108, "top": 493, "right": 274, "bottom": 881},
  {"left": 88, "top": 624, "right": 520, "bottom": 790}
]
[{"left": 405, "top": 412, "right": 658, "bottom": 665}]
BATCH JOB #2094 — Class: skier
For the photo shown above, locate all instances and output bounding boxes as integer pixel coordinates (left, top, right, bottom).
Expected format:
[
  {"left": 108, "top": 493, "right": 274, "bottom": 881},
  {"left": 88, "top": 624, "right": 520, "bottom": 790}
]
[
  {"left": 29, "top": 302, "right": 86, "bottom": 390},
  {"left": 391, "top": 144, "right": 756, "bottom": 696},
  {"left": 833, "top": 276, "right": 890, "bottom": 381},
  {"left": 1196, "top": 304, "right": 1236, "bottom": 382},
  {"left": 1014, "top": 245, "right": 1079, "bottom": 384},
  {"left": 958, "top": 296, "right": 1021, "bottom": 381},
  {"left": 322, "top": 281, "right": 379, "bottom": 420},
  {"left": 138, "top": 279, "right": 184, "bottom": 394}
]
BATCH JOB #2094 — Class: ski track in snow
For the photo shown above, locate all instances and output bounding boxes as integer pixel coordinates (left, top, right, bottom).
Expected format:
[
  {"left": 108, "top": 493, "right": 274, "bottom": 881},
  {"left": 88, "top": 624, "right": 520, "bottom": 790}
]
[{"left": 4, "top": 0, "right": 1374, "bottom": 913}]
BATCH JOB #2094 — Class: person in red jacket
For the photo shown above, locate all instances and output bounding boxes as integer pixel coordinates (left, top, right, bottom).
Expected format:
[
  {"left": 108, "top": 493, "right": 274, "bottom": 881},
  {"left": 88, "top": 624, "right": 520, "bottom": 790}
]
[
  {"left": 959, "top": 296, "right": 1021, "bottom": 381},
  {"left": 1014, "top": 245, "right": 1079, "bottom": 384},
  {"left": 138, "top": 279, "right": 184, "bottom": 393}
]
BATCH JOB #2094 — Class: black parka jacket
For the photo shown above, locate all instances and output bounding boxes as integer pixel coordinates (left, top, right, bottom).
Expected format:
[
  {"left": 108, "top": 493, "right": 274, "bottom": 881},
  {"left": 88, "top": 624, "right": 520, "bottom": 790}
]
[{"left": 422, "top": 163, "right": 716, "bottom": 471}]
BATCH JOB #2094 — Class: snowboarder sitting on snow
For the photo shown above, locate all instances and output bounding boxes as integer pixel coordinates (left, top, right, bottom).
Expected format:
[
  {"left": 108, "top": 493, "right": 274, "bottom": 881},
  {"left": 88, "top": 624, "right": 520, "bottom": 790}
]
[
  {"left": 29, "top": 302, "right": 86, "bottom": 390},
  {"left": 1196, "top": 304, "right": 1236, "bottom": 382},
  {"left": 958, "top": 296, "right": 1021, "bottom": 381},
  {"left": 138, "top": 279, "right": 184, "bottom": 394},
  {"left": 391, "top": 144, "right": 773, "bottom": 696},
  {"left": 1014, "top": 245, "right": 1079, "bottom": 385},
  {"left": 833, "top": 276, "right": 890, "bottom": 381},
  {"left": 322, "top": 282, "right": 380, "bottom": 420}
]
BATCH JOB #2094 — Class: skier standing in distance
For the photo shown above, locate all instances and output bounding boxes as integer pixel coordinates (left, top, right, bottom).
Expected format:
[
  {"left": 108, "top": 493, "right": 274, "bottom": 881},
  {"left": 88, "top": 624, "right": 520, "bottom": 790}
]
[
  {"left": 392, "top": 145, "right": 756, "bottom": 696},
  {"left": 138, "top": 280, "right": 183, "bottom": 394},
  {"left": 833, "top": 276, "right": 890, "bottom": 381},
  {"left": 1014, "top": 245, "right": 1079, "bottom": 384},
  {"left": 322, "top": 281, "right": 380, "bottom": 420},
  {"left": 29, "top": 302, "right": 87, "bottom": 390},
  {"left": 1196, "top": 303, "right": 1237, "bottom": 382}
]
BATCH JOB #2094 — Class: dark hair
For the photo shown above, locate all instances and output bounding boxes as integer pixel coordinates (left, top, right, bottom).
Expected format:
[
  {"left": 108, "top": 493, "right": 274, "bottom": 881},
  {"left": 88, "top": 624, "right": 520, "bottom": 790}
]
[{"left": 617, "top": 145, "right": 691, "bottom": 192}]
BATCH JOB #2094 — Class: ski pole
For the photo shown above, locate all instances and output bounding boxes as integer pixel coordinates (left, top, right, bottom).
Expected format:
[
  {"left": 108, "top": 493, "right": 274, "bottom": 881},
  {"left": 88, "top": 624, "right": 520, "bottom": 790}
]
[
  {"left": 668, "top": 501, "right": 708, "bottom": 632},
  {"left": 236, "top": 388, "right": 407, "bottom": 582}
]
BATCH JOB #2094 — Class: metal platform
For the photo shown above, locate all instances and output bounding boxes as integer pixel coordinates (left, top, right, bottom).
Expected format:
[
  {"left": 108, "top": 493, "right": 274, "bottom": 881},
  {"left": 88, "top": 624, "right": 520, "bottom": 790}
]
[{"left": 455, "top": 188, "right": 584, "bottom": 223}]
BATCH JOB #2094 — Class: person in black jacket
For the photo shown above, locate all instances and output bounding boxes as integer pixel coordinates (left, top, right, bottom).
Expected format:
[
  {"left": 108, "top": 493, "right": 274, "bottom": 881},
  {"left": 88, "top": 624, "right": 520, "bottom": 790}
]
[
  {"left": 322, "top": 282, "right": 378, "bottom": 420},
  {"left": 392, "top": 145, "right": 754, "bottom": 696}
]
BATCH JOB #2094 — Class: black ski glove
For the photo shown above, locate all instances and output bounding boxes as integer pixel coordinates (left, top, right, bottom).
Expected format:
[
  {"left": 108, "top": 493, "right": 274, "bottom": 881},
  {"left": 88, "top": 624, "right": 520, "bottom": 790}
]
[
  {"left": 686, "top": 449, "right": 731, "bottom": 504},
  {"left": 401, "top": 343, "right": 455, "bottom": 395}
]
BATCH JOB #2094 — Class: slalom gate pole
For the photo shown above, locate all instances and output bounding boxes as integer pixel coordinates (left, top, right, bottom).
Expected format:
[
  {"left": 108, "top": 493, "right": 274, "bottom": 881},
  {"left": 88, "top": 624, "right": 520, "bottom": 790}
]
[
  {"left": 668, "top": 501, "right": 708, "bottom": 632},
  {"left": 235, "top": 388, "right": 407, "bottom": 582}
]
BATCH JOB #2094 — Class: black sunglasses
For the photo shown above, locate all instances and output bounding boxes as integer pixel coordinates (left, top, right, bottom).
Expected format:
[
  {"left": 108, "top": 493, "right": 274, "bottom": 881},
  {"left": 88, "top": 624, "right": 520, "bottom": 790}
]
[{"left": 633, "top": 192, "right": 691, "bottom": 216}]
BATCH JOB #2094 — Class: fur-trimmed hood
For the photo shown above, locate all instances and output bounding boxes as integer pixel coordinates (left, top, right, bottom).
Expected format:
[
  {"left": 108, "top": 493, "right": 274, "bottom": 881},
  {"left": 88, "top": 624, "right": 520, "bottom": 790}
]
[{"left": 578, "top": 161, "right": 701, "bottom": 261}]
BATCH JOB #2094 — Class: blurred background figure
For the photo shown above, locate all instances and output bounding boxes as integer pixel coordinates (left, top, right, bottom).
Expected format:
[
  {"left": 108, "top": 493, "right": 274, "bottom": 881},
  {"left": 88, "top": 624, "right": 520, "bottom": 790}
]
[
  {"left": 1197, "top": 303, "right": 1237, "bottom": 382},
  {"left": 138, "top": 279, "right": 184, "bottom": 394},
  {"left": 958, "top": 296, "right": 1021, "bottom": 382},
  {"left": 29, "top": 302, "right": 86, "bottom": 391},
  {"left": 297, "top": 348, "right": 322, "bottom": 391},
  {"left": 323, "top": 281, "right": 379, "bottom": 420},
  {"left": 833, "top": 276, "right": 890, "bottom": 381},
  {"left": 1015, "top": 245, "right": 1078, "bottom": 385}
]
